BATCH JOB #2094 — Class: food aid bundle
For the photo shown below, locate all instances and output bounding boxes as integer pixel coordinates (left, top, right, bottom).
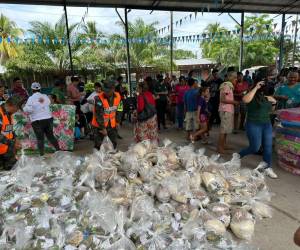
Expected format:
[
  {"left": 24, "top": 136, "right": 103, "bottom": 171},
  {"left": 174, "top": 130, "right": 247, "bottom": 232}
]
[
  {"left": 0, "top": 138, "right": 273, "bottom": 249},
  {"left": 276, "top": 108, "right": 300, "bottom": 175}
]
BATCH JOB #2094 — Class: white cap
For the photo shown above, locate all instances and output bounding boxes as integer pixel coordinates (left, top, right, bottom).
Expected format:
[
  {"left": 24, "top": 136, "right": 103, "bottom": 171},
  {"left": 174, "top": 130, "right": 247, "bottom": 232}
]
[{"left": 31, "top": 82, "right": 41, "bottom": 90}]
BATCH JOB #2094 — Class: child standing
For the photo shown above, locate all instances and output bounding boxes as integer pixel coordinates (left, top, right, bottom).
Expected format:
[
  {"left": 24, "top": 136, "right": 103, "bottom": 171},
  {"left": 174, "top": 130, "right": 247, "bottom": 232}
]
[
  {"left": 217, "top": 71, "right": 239, "bottom": 154},
  {"left": 191, "top": 87, "right": 210, "bottom": 143},
  {"left": 184, "top": 78, "right": 199, "bottom": 140}
]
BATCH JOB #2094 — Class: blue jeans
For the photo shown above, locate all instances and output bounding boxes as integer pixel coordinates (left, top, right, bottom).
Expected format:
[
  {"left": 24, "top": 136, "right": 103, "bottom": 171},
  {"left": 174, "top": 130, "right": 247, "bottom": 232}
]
[
  {"left": 239, "top": 121, "right": 273, "bottom": 168},
  {"left": 176, "top": 103, "right": 184, "bottom": 129}
]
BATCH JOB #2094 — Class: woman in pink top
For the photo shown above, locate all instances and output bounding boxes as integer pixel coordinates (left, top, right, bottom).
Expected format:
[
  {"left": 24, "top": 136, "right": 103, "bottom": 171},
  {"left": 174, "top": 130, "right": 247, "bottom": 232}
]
[
  {"left": 175, "top": 76, "right": 189, "bottom": 129},
  {"left": 217, "top": 71, "right": 239, "bottom": 154}
]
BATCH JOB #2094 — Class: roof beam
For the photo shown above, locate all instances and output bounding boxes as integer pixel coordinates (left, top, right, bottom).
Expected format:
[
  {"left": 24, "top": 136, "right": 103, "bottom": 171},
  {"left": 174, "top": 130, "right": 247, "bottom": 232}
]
[{"left": 1, "top": 0, "right": 300, "bottom": 14}]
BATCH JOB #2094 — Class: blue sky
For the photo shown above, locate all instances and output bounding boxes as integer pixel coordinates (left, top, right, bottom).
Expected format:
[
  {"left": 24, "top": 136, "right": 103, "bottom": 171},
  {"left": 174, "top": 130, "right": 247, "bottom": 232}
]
[{"left": 0, "top": 4, "right": 292, "bottom": 57}]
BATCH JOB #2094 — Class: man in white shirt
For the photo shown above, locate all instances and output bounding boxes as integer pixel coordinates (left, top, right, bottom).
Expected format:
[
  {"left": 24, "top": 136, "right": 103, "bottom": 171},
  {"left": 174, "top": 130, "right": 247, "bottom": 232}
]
[
  {"left": 23, "top": 82, "right": 60, "bottom": 156},
  {"left": 87, "top": 82, "right": 102, "bottom": 112}
]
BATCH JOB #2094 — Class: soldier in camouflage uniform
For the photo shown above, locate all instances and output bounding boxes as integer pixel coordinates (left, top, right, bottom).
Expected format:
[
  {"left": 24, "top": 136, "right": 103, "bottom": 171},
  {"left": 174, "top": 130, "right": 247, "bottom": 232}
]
[
  {"left": 0, "top": 97, "right": 21, "bottom": 170},
  {"left": 91, "top": 80, "right": 121, "bottom": 149}
]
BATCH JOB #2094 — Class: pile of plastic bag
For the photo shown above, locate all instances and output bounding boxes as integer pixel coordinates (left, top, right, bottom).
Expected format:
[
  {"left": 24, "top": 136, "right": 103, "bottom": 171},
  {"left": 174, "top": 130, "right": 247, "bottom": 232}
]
[{"left": 0, "top": 138, "right": 273, "bottom": 249}]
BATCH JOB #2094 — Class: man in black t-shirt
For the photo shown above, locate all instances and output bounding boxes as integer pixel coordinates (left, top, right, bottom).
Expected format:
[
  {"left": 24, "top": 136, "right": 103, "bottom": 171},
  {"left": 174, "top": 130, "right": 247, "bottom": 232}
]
[
  {"left": 154, "top": 74, "right": 168, "bottom": 130},
  {"left": 207, "top": 69, "right": 223, "bottom": 126}
]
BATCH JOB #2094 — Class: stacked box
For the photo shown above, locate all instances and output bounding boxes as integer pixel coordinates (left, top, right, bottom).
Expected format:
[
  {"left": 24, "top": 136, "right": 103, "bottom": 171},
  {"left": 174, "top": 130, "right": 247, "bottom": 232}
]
[
  {"left": 276, "top": 108, "right": 300, "bottom": 175},
  {"left": 13, "top": 104, "right": 76, "bottom": 154}
]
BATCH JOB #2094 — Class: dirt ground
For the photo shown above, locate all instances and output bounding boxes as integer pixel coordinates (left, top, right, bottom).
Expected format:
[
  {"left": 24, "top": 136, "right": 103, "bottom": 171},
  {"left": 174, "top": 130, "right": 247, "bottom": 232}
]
[{"left": 74, "top": 123, "right": 300, "bottom": 250}]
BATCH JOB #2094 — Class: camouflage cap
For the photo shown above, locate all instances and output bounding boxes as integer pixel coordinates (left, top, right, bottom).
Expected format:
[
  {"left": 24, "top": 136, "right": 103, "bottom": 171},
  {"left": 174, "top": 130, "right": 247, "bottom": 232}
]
[
  {"left": 102, "top": 80, "right": 115, "bottom": 93},
  {"left": 6, "top": 96, "right": 22, "bottom": 107}
]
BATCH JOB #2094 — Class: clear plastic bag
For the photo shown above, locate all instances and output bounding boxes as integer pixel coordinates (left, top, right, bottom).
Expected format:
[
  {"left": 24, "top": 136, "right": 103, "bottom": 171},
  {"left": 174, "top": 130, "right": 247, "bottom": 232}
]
[
  {"left": 201, "top": 171, "right": 229, "bottom": 193},
  {"left": 142, "top": 230, "right": 172, "bottom": 249},
  {"left": 182, "top": 209, "right": 205, "bottom": 240},
  {"left": 130, "top": 142, "right": 148, "bottom": 158},
  {"left": 50, "top": 218, "right": 66, "bottom": 248},
  {"left": 55, "top": 175, "right": 73, "bottom": 196},
  {"left": 15, "top": 157, "right": 45, "bottom": 188},
  {"left": 109, "top": 180, "right": 131, "bottom": 206},
  {"left": 138, "top": 160, "right": 154, "bottom": 182},
  {"left": 230, "top": 208, "right": 255, "bottom": 240},
  {"left": 107, "top": 208, "right": 136, "bottom": 250},
  {"left": 163, "top": 173, "right": 191, "bottom": 204},
  {"left": 178, "top": 145, "right": 196, "bottom": 169},
  {"left": 94, "top": 164, "right": 117, "bottom": 187},
  {"left": 130, "top": 195, "right": 156, "bottom": 221},
  {"left": 199, "top": 208, "right": 226, "bottom": 236},
  {"left": 208, "top": 203, "right": 231, "bottom": 227},
  {"left": 249, "top": 189, "right": 273, "bottom": 219},
  {"left": 188, "top": 171, "right": 202, "bottom": 190},
  {"left": 126, "top": 217, "right": 153, "bottom": 239},
  {"left": 37, "top": 206, "right": 52, "bottom": 229},
  {"left": 120, "top": 151, "right": 139, "bottom": 179},
  {"left": 155, "top": 184, "right": 171, "bottom": 203},
  {"left": 50, "top": 151, "right": 82, "bottom": 173},
  {"left": 100, "top": 136, "right": 114, "bottom": 153},
  {"left": 167, "top": 239, "right": 191, "bottom": 250},
  {"left": 83, "top": 192, "right": 117, "bottom": 233},
  {"left": 251, "top": 200, "right": 272, "bottom": 219},
  {"left": 15, "top": 222, "right": 32, "bottom": 249},
  {"left": 222, "top": 153, "right": 241, "bottom": 173}
]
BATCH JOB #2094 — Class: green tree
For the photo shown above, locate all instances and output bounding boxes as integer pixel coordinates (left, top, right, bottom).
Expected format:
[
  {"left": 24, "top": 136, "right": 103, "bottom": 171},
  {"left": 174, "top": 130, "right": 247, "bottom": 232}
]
[
  {"left": 200, "top": 15, "right": 280, "bottom": 69},
  {"left": 201, "top": 22, "right": 231, "bottom": 61},
  {"left": 116, "top": 18, "right": 171, "bottom": 78},
  {"left": 28, "top": 15, "right": 78, "bottom": 73},
  {"left": 82, "top": 21, "right": 103, "bottom": 39},
  {"left": 174, "top": 49, "right": 195, "bottom": 59},
  {"left": 74, "top": 21, "right": 116, "bottom": 78},
  {"left": 5, "top": 43, "right": 55, "bottom": 78},
  {"left": 0, "top": 14, "right": 23, "bottom": 64}
]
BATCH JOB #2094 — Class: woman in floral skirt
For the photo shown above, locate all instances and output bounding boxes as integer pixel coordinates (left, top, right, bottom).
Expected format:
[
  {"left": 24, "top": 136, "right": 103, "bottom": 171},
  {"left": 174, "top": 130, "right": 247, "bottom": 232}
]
[{"left": 134, "top": 80, "right": 158, "bottom": 144}]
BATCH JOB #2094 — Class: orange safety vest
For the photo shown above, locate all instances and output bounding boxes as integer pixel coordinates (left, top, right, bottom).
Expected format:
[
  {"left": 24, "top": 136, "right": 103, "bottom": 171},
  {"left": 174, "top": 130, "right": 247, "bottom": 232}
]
[
  {"left": 0, "top": 107, "right": 14, "bottom": 155},
  {"left": 91, "top": 92, "right": 121, "bottom": 128}
]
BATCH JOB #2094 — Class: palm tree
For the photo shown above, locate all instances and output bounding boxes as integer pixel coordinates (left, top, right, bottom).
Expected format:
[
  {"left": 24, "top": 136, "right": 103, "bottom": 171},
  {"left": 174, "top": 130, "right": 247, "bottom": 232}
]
[
  {"left": 82, "top": 21, "right": 104, "bottom": 39},
  {"left": 204, "top": 22, "right": 227, "bottom": 35},
  {"left": 0, "top": 14, "right": 23, "bottom": 64},
  {"left": 28, "top": 15, "right": 78, "bottom": 73},
  {"left": 115, "top": 18, "right": 170, "bottom": 79},
  {"left": 201, "top": 22, "right": 231, "bottom": 62}
]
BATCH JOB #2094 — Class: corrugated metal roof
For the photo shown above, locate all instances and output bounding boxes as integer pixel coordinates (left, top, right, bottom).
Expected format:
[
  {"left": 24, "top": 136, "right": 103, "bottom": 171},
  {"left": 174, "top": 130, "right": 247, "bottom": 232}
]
[
  {"left": 175, "top": 58, "right": 215, "bottom": 66},
  {"left": 2, "top": 0, "right": 300, "bottom": 14}
]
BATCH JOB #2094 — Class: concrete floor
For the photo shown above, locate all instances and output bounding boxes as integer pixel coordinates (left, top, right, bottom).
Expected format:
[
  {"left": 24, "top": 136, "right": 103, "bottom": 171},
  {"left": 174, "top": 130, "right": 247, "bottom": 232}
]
[{"left": 74, "top": 124, "right": 300, "bottom": 250}]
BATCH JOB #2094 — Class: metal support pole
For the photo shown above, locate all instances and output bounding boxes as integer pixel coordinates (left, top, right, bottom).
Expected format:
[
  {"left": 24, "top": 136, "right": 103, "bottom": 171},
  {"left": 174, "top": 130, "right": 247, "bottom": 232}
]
[
  {"left": 228, "top": 13, "right": 244, "bottom": 71},
  {"left": 239, "top": 12, "right": 244, "bottom": 72},
  {"left": 279, "top": 13, "right": 286, "bottom": 70},
  {"left": 292, "top": 15, "right": 298, "bottom": 66},
  {"left": 124, "top": 8, "right": 132, "bottom": 96},
  {"left": 170, "top": 11, "right": 173, "bottom": 75},
  {"left": 63, "top": 0, "right": 74, "bottom": 75}
]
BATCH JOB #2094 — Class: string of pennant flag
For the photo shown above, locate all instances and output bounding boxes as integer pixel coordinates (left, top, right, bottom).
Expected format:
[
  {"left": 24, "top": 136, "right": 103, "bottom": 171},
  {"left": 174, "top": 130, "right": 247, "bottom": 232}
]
[
  {"left": 156, "top": 0, "right": 227, "bottom": 34},
  {"left": 1, "top": 32, "right": 298, "bottom": 46},
  {"left": 156, "top": 12, "right": 300, "bottom": 36}
]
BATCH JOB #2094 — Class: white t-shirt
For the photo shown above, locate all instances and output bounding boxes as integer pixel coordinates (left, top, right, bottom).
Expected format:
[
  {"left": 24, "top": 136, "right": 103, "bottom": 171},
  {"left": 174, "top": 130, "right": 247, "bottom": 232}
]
[
  {"left": 23, "top": 92, "right": 52, "bottom": 122},
  {"left": 87, "top": 91, "right": 99, "bottom": 112}
]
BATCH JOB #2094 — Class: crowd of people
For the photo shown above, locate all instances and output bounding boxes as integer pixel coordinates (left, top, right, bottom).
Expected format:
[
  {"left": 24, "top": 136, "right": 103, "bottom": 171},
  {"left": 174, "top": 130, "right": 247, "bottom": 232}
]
[
  {"left": 134, "top": 67, "right": 300, "bottom": 179},
  {"left": 0, "top": 66, "right": 299, "bottom": 178}
]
